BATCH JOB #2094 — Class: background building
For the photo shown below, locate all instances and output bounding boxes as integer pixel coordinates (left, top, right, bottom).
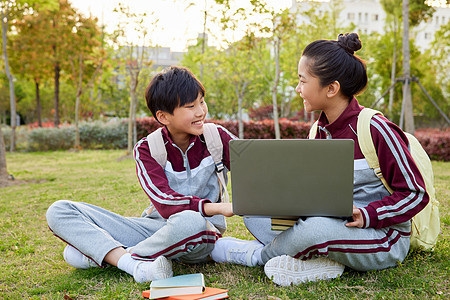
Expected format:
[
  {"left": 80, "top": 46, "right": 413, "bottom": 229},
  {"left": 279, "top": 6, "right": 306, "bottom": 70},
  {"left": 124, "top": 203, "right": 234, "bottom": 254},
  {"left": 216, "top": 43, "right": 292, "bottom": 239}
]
[{"left": 290, "top": 0, "right": 449, "bottom": 51}]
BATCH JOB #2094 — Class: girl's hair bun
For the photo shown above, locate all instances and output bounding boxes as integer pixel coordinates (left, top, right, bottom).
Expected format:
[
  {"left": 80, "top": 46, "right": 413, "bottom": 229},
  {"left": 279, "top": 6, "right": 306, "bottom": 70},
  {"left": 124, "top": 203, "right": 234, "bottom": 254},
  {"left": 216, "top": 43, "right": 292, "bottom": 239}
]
[{"left": 337, "top": 32, "right": 362, "bottom": 54}]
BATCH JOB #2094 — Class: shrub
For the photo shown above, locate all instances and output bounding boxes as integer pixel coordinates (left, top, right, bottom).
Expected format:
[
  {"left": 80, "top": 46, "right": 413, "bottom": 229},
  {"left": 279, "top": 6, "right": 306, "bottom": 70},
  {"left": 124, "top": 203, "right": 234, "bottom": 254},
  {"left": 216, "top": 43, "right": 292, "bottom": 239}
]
[
  {"left": 1, "top": 119, "right": 448, "bottom": 161},
  {"left": 248, "top": 105, "right": 279, "bottom": 121},
  {"left": 28, "top": 126, "right": 75, "bottom": 151},
  {"left": 80, "top": 121, "right": 127, "bottom": 149},
  {"left": 194, "top": 119, "right": 311, "bottom": 139},
  {"left": 415, "top": 128, "right": 450, "bottom": 161},
  {"left": 135, "top": 117, "right": 162, "bottom": 141},
  {"left": 23, "top": 121, "right": 128, "bottom": 151},
  {"left": 142, "top": 119, "right": 311, "bottom": 140},
  {"left": 2, "top": 126, "right": 31, "bottom": 151}
]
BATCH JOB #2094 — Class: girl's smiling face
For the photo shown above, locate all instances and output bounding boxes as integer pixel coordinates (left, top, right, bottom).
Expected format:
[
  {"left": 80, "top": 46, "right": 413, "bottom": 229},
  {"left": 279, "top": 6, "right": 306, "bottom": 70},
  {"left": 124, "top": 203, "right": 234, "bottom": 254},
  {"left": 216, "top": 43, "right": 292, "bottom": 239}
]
[{"left": 295, "top": 56, "right": 330, "bottom": 113}]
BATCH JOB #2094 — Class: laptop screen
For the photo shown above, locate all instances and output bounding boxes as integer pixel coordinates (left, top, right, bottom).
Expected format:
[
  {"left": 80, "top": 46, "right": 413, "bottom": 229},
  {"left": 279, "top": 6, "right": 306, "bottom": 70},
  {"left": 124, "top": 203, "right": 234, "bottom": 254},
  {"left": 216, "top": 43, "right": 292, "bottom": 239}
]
[{"left": 230, "top": 139, "right": 354, "bottom": 218}]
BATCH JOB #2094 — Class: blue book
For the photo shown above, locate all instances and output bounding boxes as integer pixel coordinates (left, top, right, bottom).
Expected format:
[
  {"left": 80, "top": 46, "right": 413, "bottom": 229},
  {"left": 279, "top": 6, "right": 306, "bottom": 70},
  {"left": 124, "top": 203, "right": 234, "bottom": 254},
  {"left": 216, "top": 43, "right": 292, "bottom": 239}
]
[{"left": 147, "top": 273, "right": 205, "bottom": 299}]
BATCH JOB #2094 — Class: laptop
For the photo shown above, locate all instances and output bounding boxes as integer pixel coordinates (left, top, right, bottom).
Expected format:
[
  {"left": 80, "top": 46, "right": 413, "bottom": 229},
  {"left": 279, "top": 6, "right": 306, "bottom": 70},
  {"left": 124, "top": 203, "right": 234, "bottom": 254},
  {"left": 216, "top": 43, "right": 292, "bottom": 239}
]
[{"left": 230, "top": 139, "right": 354, "bottom": 218}]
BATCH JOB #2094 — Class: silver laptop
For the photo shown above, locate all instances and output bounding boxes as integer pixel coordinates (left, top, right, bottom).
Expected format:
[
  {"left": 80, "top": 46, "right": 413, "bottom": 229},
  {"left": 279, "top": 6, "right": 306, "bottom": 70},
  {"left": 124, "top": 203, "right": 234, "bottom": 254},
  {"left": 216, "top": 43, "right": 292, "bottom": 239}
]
[{"left": 230, "top": 139, "right": 354, "bottom": 218}]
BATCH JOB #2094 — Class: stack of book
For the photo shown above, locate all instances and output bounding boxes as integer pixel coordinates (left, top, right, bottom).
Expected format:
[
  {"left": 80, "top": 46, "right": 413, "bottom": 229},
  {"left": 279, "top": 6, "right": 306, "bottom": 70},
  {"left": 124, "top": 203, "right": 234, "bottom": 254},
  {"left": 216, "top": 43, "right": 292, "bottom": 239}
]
[
  {"left": 142, "top": 273, "right": 228, "bottom": 300},
  {"left": 270, "top": 216, "right": 299, "bottom": 231}
]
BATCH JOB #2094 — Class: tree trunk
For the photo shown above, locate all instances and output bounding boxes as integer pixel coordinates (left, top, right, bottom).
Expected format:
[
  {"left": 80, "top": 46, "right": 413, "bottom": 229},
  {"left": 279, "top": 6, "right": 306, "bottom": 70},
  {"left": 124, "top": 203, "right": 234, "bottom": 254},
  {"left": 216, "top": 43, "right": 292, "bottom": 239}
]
[
  {"left": 74, "top": 55, "right": 83, "bottom": 150},
  {"left": 54, "top": 62, "right": 61, "bottom": 127},
  {"left": 35, "top": 79, "right": 42, "bottom": 127},
  {"left": 74, "top": 94, "right": 81, "bottom": 149},
  {"left": 0, "top": 127, "right": 8, "bottom": 179},
  {"left": 234, "top": 81, "right": 248, "bottom": 139},
  {"left": 402, "top": 0, "right": 415, "bottom": 133},
  {"left": 1, "top": 7, "right": 16, "bottom": 152},
  {"left": 127, "top": 75, "right": 138, "bottom": 155},
  {"left": 272, "top": 38, "right": 281, "bottom": 139},
  {"left": 200, "top": 3, "right": 207, "bottom": 81},
  {"left": 238, "top": 96, "right": 243, "bottom": 139},
  {"left": 388, "top": 23, "right": 397, "bottom": 118}
]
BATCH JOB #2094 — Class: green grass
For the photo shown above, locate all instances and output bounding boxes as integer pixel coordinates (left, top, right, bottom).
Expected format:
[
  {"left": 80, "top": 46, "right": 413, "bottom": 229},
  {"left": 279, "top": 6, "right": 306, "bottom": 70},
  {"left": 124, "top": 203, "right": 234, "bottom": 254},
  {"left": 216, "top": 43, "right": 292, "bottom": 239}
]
[{"left": 0, "top": 150, "right": 448, "bottom": 299}]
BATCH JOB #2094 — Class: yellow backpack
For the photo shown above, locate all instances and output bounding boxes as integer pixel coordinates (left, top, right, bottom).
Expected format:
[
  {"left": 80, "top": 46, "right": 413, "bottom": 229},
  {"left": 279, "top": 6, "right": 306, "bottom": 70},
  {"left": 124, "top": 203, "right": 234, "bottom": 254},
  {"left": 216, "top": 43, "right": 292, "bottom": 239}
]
[{"left": 309, "top": 108, "right": 440, "bottom": 251}]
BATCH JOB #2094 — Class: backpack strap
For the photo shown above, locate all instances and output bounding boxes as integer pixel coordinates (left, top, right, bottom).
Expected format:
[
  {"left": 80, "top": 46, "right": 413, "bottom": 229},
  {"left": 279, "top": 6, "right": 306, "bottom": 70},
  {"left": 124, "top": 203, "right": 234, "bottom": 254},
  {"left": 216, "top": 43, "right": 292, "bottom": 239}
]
[
  {"left": 357, "top": 108, "right": 394, "bottom": 194},
  {"left": 308, "top": 121, "right": 319, "bottom": 139},
  {"left": 147, "top": 124, "right": 229, "bottom": 203},
  {"left": 203, "top": 123, "right": 230, "bottom": 203},
  {"left": 147, "top": 127, "right": 167, "bottom": 168}
]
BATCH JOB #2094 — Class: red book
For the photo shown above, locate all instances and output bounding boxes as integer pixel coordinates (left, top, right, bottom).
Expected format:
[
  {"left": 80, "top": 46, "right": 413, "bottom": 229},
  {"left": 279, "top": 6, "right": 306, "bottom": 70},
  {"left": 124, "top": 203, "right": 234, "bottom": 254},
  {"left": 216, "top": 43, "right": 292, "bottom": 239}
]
[{"left": 143, "top": 287, "right": 228, "bottom": 300}]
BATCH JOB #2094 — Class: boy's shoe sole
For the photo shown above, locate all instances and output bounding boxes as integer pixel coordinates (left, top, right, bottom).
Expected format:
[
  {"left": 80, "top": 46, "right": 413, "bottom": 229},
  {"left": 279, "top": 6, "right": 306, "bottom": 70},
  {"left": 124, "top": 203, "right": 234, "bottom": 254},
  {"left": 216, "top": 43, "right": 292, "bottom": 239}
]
[
  {"left": 264, "top": 255, "right": 344, "bottom": 286},
  {"left": 63, "top": 245, "right": 99, "bottom": 269}
]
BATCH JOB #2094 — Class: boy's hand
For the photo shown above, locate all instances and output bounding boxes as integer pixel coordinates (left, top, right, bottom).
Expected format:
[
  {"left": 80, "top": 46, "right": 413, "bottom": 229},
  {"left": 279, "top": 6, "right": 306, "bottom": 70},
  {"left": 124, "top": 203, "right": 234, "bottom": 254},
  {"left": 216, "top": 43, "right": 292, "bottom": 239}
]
[
  {"left": 345, "top": 205, "right": 364, "bottom": 228},
  {"left": 204, "top": 203, "right": 234, "bottom": 217}
]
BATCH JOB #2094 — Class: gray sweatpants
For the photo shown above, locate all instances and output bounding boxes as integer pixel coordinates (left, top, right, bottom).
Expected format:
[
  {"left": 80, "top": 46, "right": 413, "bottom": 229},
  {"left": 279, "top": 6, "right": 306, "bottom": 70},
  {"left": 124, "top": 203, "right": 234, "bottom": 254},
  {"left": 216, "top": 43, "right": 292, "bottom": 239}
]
[
  {"left": 46, "top": 200, "right": 221, "bottom": 266},
  {"left": 244, "top": 216, "right": 411, "bottom": 271}
]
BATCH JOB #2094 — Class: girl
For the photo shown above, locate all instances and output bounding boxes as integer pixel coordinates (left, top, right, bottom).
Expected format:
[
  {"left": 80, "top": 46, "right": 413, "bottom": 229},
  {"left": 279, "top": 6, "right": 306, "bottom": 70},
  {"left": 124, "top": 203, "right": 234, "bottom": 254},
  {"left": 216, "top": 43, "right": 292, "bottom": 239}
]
[{"left": 211, "top": 33, "right": 429, "bottom": 286}]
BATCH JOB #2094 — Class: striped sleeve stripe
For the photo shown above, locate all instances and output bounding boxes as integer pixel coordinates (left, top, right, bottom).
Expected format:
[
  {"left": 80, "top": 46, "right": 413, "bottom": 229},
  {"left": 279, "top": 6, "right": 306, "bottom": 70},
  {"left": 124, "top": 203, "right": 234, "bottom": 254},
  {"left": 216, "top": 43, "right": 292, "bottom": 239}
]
[
  {"left": 371, "top": 116, "right": 425, "bottom": 219},
  {"left": 134, "top": 139, "right": 192, "bottom": 206},
  {"left": 373, "top": 116, "right": 425, "bottom": 194}
]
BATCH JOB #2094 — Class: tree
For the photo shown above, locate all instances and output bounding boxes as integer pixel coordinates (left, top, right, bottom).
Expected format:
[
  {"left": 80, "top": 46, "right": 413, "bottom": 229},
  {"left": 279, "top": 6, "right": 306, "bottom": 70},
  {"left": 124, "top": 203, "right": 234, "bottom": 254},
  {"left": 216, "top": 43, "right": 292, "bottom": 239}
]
[
  {"left": 380, "top": 0, "right": 402, "bottom": 117},
  {"left": 210, "top": 0, "right": 269, "bottom": 138},
  {"left": 264, "top": 9, "right": 297, "bottom": 139},
  {"left": 182, "top": 40, "right": 236, "bottom": 119},
  {"left": 0, "top": 0, "right": 57, "bottom": 183},
  {"left": 49, "top": 0, "right": 81, "bottom": 127},
  {"left": 224, "top": 35, "right": 258, "bottom": 138},
  {"left": 113, "top": 3, "right": 158, "bottom": 155},
  {"left": 1, "top": 0, "right": 18, "bottom": 151},
  {"left": 67, "top": 13, "right": 102, "bottom": 149},
  {"left": 287, "top": 1, "right": 352, "bottom": 122},
  {"left": 0, "top": 124, "right": 7, "bottom": 179},
  {"left": 401, "top": 0, "right": 414, "bottom": 133},
  {"left": 430, "top": 21, "right": 449, "bottom": 100},
  {"left": 10, "top": 4, "right": 54, "bottom": 127},
  {"left": 393, "top": 0, "right": 434, "bottom": 132}
]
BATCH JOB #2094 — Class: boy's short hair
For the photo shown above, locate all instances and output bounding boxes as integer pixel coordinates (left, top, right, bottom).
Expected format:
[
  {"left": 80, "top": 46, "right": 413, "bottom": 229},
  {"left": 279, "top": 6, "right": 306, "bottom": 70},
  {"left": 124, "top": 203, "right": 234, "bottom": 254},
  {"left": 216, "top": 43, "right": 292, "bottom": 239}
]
[{"left": 145, "top": 66, "right": 205, "bottom": 123}]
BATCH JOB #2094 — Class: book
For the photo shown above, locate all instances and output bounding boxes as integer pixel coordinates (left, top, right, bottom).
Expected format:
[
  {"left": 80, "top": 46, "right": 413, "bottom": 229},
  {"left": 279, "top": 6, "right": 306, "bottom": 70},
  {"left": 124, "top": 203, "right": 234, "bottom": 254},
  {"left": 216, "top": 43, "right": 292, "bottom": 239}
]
[
  {"left": 271, "top": 217, "right": 298, "bottom": 231},
  {"left": 271, "top": 224, "right": 294, "bottom": 231},
  {"left": 143, "top": 273, "right": 205, "bottom": 299},
  {"left": 143, "top": 287, "right": 229, "bottom": 300}
]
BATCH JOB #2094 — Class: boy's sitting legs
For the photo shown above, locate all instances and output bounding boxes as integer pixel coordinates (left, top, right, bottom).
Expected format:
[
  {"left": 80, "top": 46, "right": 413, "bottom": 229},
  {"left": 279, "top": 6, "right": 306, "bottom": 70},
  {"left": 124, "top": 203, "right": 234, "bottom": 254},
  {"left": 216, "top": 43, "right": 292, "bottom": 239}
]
[{"left": 62, "top": 244, "right": 173, "bottom": 283}]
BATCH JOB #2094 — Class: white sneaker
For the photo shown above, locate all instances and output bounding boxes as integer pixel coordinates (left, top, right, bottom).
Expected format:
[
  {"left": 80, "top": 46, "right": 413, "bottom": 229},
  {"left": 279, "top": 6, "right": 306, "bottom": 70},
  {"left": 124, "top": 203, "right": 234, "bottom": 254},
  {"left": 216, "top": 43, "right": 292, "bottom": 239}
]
[
  {"left": 211, "top": 237, "right": 263, "bottom": 267},
  {"left": 133, "top": 256, "right": 173, "bottom": 283},
  {"left": 63, "top": 245, "right": 98, "bottom": 269},
  {"left": 264, "top": 255, "right": 344, "bottom": 286}
]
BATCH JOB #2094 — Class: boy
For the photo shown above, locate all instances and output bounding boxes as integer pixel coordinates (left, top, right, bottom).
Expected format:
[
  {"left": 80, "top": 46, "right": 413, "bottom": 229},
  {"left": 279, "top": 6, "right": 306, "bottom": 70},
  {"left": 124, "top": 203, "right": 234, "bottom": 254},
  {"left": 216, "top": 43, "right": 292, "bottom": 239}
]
[{"left": 46, "top": 66, "right": 235, "bottom": 282}]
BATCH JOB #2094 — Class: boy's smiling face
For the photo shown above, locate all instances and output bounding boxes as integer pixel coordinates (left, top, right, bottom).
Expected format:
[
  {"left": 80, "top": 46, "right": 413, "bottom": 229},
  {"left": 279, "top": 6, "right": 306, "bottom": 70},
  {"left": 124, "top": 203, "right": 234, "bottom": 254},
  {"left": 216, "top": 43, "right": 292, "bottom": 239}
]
[{"left": 158, "top": 93, "right": 208, "bottom": 147}]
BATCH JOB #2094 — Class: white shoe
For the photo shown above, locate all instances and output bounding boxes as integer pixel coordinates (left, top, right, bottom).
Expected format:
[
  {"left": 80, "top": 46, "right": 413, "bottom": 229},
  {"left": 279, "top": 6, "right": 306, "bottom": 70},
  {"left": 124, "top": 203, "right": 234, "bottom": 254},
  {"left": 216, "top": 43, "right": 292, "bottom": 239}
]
[
  {"left": 63, "top": 245, "right": 98, "bottom": 269},
  {"left": 211, "top": 237, "right": 263, "bottom": 267},
  {"left": 133, "top": 256, "right": 173, "bottom": 283},
  {"left": 264, "top": 255, "right": 344, "bottom": 286}
]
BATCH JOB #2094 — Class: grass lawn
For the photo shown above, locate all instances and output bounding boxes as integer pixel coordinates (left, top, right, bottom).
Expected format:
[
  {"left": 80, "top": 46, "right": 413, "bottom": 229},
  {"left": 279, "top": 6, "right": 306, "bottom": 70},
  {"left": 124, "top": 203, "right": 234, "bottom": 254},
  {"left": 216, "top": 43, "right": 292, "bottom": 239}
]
[{"left": 0, "top": 150, "right": 448, "bottom": 299}]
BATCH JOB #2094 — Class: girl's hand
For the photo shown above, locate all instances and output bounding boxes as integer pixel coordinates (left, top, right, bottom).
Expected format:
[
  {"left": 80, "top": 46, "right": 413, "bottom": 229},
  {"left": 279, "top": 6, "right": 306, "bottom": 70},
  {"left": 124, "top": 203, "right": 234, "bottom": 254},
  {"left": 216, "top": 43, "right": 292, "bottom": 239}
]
[
  {"left": 345, "top": 205, "right": 364, "bottom": 228},
  {"left": 203, "top": 202, "right": 234, "bottom": 217}
]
